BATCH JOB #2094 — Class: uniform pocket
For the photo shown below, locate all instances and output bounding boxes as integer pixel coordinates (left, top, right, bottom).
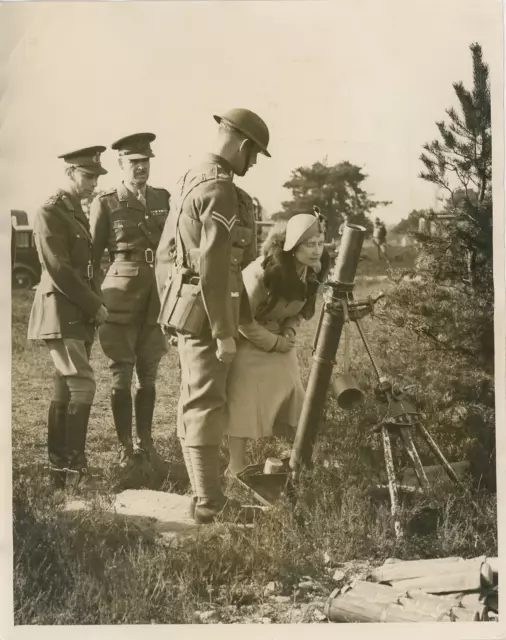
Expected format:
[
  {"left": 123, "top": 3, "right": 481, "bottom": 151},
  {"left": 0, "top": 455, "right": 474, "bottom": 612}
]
[
  {"left": 151, "top": 210, "right": 169, "bottom": 230},
  {"left": 231, "top": 225, "right": 253, "bottom": 248},
  {"left": 111, "top": 218, "right": 138, "bottom": 244},
  {"left": 105, "top": 263, "right": 139, "bottom": 278},
  {"left": 101, "top": 263, "right": 143, "bottom": 322},
  {"left": 43, "top": 291, "right": 84, "bottom": 331}
]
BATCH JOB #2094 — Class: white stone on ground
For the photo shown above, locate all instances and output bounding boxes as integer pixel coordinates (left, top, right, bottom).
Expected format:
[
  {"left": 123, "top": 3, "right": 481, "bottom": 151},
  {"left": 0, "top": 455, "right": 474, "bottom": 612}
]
[{"left": 64, "top": 490, "right": 199, "bottom": 540}]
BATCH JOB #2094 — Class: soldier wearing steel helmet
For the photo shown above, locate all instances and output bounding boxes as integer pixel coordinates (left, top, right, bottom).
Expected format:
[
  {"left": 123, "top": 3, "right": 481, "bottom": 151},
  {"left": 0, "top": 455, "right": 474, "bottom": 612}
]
[
  {"left": 156, "top": 108, "right": 269, "bottom": 524},
  {"left": 27, "top": 146, "right": 109, "bottom": 489},
  {"left": 90, "top": 133, "right": 170, "bottom": 470}
]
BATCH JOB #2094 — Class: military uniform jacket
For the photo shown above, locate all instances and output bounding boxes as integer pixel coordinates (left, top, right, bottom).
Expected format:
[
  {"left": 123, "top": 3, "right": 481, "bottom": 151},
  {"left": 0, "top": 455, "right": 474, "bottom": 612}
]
[
  {"left": 89, "top": 183, "right": 170, "bottom": 325},
  {"left": 155, "top": 154, "right": 257, "bottom": 340},
  {"left": 27, "top": 190, "right": 102, "bottom": 341}
]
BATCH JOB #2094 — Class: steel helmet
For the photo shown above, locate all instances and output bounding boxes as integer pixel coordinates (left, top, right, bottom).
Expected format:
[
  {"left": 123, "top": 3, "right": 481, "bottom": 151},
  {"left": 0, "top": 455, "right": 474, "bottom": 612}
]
[{"left": 213, "top": 108, "right": 271, "bottom": 157}]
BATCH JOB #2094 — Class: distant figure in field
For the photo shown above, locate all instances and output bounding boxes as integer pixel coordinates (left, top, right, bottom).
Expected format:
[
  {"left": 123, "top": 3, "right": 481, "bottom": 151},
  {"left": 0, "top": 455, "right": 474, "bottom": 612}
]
[
  {"left": 338, "top": 213, "right": 350, "bottom": 238},
  {"left": 372, "top": 217, "right": 388, "bottom": 261}
]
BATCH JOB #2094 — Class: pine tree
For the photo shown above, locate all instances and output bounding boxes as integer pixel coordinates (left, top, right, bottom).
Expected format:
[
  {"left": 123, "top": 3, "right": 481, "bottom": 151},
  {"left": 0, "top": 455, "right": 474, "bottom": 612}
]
[
  {"left": 418, "top": 42, "right": 492, "bottom": 291},
  {"left": 383, "top": 44, "right": 495, "bottom": 488}
]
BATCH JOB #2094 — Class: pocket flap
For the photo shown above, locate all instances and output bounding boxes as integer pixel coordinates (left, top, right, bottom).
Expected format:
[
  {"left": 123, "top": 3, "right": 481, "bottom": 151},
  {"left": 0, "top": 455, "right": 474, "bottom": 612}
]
[
  {"left": 180, "top": 283, "right": 201, "bottom": 299},
  {"left": 231, "top": 225, "right": 253, "bottom": 246},
  {"left": 107, "top": 263, "right": 139, "bottom": 277},
  {"left": 112, "top": 218, "right": 138, "bottom": 228}
]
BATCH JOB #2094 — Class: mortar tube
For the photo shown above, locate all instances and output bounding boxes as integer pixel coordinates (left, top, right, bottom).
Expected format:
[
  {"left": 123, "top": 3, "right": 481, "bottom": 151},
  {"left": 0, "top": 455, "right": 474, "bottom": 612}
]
[{"left": 289, "top": 224, "right": 366, "bottom": 477}]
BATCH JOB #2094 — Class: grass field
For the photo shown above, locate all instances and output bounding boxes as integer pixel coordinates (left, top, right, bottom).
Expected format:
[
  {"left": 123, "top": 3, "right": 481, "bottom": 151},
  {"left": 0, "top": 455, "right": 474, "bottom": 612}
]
[{"left": 12, "top": 257, "right": 497, "bottom": 624}]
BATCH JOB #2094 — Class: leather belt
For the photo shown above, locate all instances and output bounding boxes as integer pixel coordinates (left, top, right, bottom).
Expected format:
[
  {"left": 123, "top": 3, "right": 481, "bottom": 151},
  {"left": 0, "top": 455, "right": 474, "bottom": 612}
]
[{"left": 110, "top": 248, "right": 155, "bottom": 264}]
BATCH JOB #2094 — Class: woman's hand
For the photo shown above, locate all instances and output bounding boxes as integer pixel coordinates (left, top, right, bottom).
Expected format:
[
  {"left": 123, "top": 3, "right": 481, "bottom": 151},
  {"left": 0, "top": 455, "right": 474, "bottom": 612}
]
[
  {"left": 274, "top": 335, "right": 295, "bottom": 353},
  {"left": 282, "top": 327, "right": 296, "bottom": 340}
]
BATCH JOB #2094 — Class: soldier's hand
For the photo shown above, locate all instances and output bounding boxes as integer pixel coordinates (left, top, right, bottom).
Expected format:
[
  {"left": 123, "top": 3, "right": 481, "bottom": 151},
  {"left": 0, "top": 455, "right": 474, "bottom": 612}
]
[
  {"left": 95, "top": 304, "right": 109, "bottom": 326},
  {"left": 216, "top": 337, "right": 236, "bottom": 363},
  {"left": 274, "top": 335, "right": 294, "bottom": 353}
]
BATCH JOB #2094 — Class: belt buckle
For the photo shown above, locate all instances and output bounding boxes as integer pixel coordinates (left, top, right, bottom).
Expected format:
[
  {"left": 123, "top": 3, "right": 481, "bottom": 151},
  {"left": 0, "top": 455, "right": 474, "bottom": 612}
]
[
  {"left": 145, "top": 248, "right": 154, "bottom": 264},
  {"left": 87, "top": 264, "right": 94, "bottom": 279}
]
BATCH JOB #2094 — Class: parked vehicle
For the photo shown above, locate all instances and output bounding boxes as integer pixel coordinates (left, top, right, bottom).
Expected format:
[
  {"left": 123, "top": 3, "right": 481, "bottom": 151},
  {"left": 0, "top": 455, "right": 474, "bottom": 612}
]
[{"left": 12, "top": 224, "right": 41, "bottom": 289}]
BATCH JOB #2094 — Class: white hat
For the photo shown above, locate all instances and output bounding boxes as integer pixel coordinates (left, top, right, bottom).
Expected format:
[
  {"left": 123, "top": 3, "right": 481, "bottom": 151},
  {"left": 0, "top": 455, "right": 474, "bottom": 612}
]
[{"left": 283, "top": 213, "right": 322, "bottom": 251}]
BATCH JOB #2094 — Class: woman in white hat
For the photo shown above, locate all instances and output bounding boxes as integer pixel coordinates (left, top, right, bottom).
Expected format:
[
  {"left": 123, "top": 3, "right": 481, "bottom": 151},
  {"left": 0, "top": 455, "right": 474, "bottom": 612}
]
[{"left": 225, "top": 212, "right": 330, "bottom": 475}]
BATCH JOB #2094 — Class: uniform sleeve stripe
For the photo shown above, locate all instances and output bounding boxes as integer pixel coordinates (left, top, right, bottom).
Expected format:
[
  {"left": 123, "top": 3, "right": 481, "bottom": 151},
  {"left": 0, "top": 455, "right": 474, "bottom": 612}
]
[{"left": 212, "top": 212, "right": 237, "bottom": 232}]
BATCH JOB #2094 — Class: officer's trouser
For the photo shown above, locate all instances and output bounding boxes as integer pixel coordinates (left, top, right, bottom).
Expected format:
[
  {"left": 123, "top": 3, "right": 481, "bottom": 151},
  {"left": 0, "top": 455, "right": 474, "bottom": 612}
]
[
  {"left": 99, "top": 320, "right": 167, "bottom": 390},
  {"left": 45, "top": 338, "right": 96, "bottom": 404}
]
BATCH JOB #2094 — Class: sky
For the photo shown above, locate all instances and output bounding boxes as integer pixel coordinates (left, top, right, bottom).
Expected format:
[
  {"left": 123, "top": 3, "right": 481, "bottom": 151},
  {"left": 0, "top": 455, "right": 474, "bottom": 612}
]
[{"left": 0, "top": 0, "right": 503, "bottom": 224}]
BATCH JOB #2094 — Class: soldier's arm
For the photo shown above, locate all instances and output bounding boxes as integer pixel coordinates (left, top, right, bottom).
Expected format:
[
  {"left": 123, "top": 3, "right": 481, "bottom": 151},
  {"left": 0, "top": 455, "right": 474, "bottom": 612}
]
[
  {"left": 237, "top": 261, "right": 278, "bottom": 351},
  {"left": 155, "top": 209, "right": 177, "bottom": 299},
  {"left": 34, "top": 207, "right": 102, "bottom": 318},
  {"left": 89, "top": 196, "right": 110, "bottom": 282},
  {"left": 197, "top": 181, "right": 238, "bottom": 340}
]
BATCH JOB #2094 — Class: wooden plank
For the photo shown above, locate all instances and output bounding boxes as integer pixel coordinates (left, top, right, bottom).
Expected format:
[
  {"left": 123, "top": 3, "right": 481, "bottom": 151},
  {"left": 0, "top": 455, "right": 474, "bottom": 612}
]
[{"left": 389, "top": 564, "right": 491, "bottom": 594}]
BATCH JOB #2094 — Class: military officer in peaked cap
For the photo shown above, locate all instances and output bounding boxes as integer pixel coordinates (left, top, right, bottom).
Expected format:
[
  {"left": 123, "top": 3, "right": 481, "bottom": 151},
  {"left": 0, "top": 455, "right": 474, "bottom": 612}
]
[
  {"left": 155, "top": 108, "right": 270, "bottom": 524},
  {"left": 28, "top": 146, "right": 109, "bottom": 489},
  {"left": 90, "top": 133, "right": 170, "bottom": 470}
]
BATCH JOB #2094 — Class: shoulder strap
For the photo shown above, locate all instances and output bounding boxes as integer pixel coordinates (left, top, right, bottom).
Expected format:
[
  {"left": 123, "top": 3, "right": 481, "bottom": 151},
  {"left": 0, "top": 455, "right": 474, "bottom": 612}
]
[
  {"left": 61, "top": 194, "right": 74, "bottom": 212},
  {"left": 173, "top": 165, "right": 231, "bottom": 271},
  {"left": 137, "top": 221, "right": 159, "bottom": 247}
]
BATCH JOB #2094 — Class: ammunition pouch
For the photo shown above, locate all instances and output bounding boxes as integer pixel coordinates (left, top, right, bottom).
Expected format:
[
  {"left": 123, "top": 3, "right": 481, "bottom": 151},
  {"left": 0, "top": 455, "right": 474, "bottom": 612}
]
[{"left": 157, "top": 270, "right": 207, "bottom": 337}]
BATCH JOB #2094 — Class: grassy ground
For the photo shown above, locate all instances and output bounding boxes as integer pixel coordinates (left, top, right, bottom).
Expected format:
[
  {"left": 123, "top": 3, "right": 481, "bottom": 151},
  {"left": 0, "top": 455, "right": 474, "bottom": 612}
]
[{"left": 12, "top": 258, "right": 497, "bottom": 624}]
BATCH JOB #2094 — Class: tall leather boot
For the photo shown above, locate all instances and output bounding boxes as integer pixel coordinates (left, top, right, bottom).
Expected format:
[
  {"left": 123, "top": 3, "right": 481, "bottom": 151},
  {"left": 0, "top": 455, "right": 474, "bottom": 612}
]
[
  {"left": 134, "top": 387, "right": 162, "bottom": 462},
  {"left": 47, "top": 401, "right": 68, "bottom": 489},
  {"left": 65, "top": 402, "right": 91, "bottom": 489},
  {"left": 111, "top": 389, "right": 134, "bottom": 468}
]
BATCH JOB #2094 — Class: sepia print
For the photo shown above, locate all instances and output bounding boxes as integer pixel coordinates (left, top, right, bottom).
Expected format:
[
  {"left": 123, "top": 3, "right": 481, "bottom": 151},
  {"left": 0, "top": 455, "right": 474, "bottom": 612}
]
[{"left": 2, "top": 0, "right": 504, "bottom": 634}]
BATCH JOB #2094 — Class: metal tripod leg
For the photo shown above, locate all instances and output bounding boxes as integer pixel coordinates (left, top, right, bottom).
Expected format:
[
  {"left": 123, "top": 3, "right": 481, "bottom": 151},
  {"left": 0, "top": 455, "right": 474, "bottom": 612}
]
[
  {"left": 416, "top": 421, "right": 485, "bottom": 518},
  {"left": 415, "top": 422, "right": 461, "bottom": 485},
  {"left": 399, "top": 426, "right": 430, "bottom": 490},
  {"left": 381, "top": 426, "right": 403, "bottom": 538}
]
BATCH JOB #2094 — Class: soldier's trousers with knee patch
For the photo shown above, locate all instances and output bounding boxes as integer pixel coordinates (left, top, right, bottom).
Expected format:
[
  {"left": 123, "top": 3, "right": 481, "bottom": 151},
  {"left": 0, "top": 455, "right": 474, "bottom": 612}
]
[{"left": 45, "top": 338, "right": 96, "bottom": 404}]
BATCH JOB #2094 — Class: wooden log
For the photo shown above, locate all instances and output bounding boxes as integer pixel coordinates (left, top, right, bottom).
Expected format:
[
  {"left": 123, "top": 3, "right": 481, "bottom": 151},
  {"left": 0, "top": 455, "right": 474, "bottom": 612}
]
[
  {"left": 401, "top": 461, "right": 470, "bottom": 487},
  {"left": 388, "top": 564, "right": 492, "bottom": 594},
  {"left": 372, "top": 556, "right": 464, "bottom": 582},
  {"left": 324, "top": 581, "right": 485, "bottom": 623},
  {"left": 370, "top": 484, "right": 424, "bottom": 499},
  {"left": 354, "top": 581, "right": 488, "bottom": 620},
  {"left": 371, "top": 556, "right": 490, "bottom": 586}
]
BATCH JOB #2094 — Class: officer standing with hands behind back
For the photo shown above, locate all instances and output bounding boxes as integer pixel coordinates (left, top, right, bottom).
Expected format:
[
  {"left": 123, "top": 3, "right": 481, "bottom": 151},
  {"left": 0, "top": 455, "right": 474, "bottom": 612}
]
[
  {"left": 156, "top": 108, "right": 269, "bottom": 524},
  {"left": 28, "top": 146, "right": 109, "bottom": 489},
  {"left": 90, "top": 133, "right": 170, "bottom": 470}
]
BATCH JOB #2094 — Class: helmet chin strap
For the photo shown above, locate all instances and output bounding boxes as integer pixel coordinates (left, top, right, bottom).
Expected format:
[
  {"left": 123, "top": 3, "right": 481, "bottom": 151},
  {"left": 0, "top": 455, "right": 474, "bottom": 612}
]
[{"left": 234, "top": 140, "right": 254, "bottom": 177}]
